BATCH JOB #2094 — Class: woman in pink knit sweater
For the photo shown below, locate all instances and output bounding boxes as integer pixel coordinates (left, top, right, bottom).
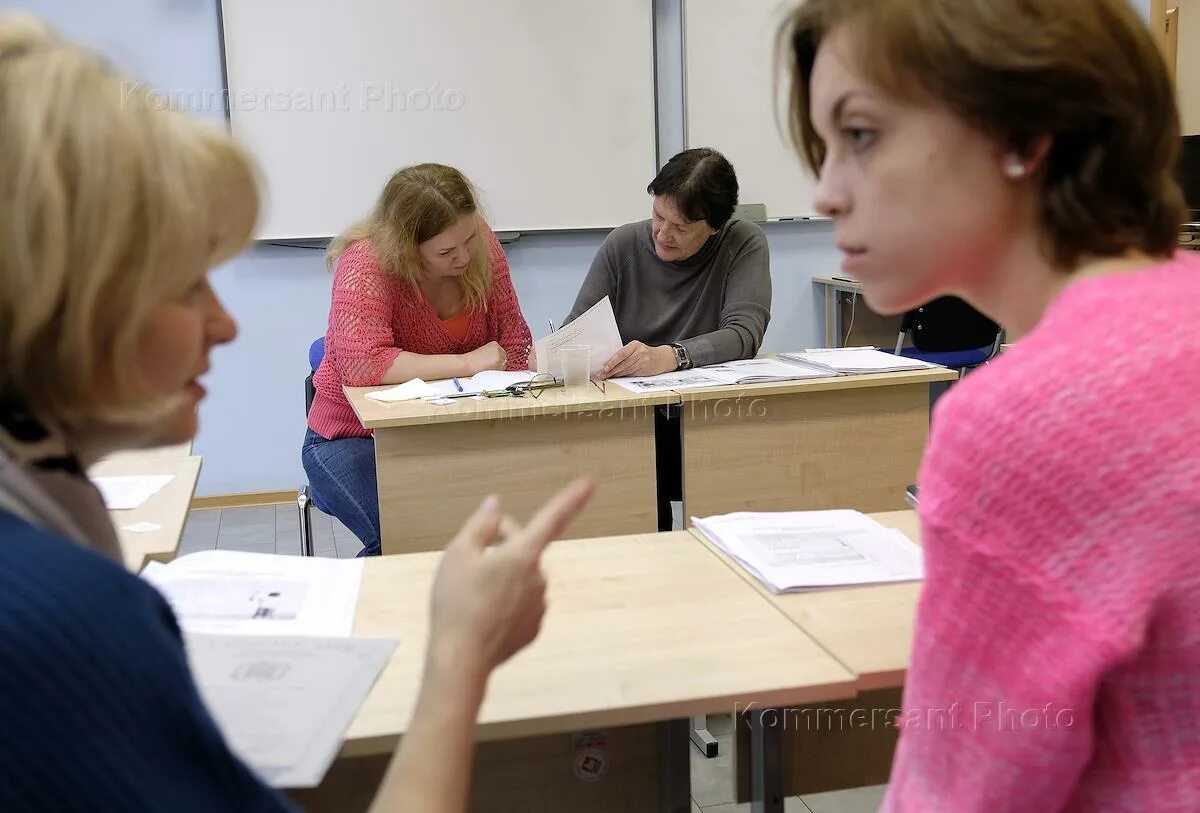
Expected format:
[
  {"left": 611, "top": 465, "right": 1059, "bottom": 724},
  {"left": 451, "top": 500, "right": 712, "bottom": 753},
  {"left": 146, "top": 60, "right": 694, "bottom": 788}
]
[
  {"left": 784, "top": 0, "right": 1199, "bottom": 810},
  {"left": 303, "top": 164, "right": 533, "bottom": 556}
]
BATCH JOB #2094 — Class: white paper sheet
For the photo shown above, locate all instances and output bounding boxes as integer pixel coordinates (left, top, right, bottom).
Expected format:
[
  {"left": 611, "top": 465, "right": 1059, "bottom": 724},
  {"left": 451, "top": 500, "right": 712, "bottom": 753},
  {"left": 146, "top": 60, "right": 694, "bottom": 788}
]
[
  {"left": 778, "top": 348, "right": 939, "bottom": 375},
  {"left": 692, "top": 510, "right": 924, "bottom": 592},
  {"left": 364, "top": 378, "right": 438, "bottom": 402},
  {"left": 425, "top": 370, "right": 536, "bottom": 398},
  {"left": 90, "top": 474, "right": 174, "bottom": 509},
  {"left": 700, "top": 357, "right": 832, "bottom": 383},
  {"left": 121, "top": 521, "right": 162, "bottom": 533},
  {"left": 141, "top": 550, "right": 364, "bottom": 637},
  {"left": 185, "top": 633, "right": 396, "bottom": 788},
  {"left": 609, "top": 370, "right": 731, "bottom": 393},
  {"left": 611, "top": 357, "right": 831, "bottom": 393},
  {"left": 534, "top": 297, "right": 624, "bottom": 377}
]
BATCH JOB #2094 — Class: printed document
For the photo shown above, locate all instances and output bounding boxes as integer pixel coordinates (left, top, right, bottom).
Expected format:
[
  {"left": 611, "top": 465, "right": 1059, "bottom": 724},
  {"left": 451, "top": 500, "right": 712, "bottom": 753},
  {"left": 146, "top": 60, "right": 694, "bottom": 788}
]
[
  {"left": 534, "top": 297, "right": 624, "bottom": 377},
  {"left": 692, "top": 510, "right": 923, "bottom": 592},
  {"left": 186, "top": 633, "right": 396, "bottom": 788},
  {"left": 91, "top": 474, "right": 174, "bottom": 509},
  {"left": 142, "top": 550, "right": 363, "bottom": 637}
]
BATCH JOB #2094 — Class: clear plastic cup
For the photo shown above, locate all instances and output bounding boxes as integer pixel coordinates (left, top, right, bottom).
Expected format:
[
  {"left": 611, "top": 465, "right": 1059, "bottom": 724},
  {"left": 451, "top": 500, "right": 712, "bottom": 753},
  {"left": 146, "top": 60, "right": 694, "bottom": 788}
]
[{"left": 558, "top": 345, "right": 591, "bottom": 397}]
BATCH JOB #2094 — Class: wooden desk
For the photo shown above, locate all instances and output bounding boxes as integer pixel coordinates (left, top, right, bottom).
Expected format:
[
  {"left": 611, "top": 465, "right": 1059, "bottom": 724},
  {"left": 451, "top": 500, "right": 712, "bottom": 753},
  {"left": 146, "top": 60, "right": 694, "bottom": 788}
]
[
  {"left": 812, "top": 276, "right": 864, "bottom": 348},
  {"left": 345, "top": 384, "right": 679, "bottom": 555},
  {"left": 89, "top": 453, "right": 203, "bottom": 572},
  {"left": 691, "top": 510, "right": 924, "bottom": 799},
  {"left": 97, "top": 441, "right": 193, "bottom": 464},
  {"left": 295, "top": 531, "right": 856, "bottom": 813},
  {"left": 692, "top": 510, "right": 922, "bottom": 691},
  {"left": 812, "top": 275, "right": 904, "bottom": 350},
  {"left": 679, "top": 370, "right": 957, "bottom": 519}
]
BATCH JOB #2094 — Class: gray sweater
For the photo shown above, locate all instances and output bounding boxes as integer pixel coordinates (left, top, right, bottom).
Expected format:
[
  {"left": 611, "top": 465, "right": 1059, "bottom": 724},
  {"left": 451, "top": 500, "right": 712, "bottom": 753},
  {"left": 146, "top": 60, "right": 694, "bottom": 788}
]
[{"left": 562, "top": 218, "right": 771, "bottom": 368}]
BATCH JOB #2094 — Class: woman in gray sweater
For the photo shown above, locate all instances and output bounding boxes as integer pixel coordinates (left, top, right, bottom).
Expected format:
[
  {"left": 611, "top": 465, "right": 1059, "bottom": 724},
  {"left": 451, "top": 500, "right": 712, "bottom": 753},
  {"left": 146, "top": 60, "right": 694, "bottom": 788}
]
[
  {"left": 563, "top": 148, "right": 772, "bottom": 529},
  {"left": 563, "top": 147, "right": 772, "bottom": 377}
]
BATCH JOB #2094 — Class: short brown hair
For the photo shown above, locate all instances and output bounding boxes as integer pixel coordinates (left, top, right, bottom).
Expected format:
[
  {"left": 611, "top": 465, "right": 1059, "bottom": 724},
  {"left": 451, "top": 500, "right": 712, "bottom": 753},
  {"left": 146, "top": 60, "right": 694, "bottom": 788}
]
[
  {"left": 647, "top": 148, "right": 740, "bottom": 230},
  {"left": 327, "top": 163, "right": 493, "bottom": 310},
  {"left": 781, "top": 0, "right": 1186, "bottom": 268},
  {"left": 0, "top": 12, "right": 258, "bottom": 425}
]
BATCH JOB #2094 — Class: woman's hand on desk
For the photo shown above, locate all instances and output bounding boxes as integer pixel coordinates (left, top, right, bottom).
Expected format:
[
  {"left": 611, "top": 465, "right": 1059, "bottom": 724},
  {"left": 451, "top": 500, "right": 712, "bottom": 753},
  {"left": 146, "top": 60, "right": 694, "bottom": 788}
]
[
  {"left": 428, "top": 478, "right": 596, "bottom": 677},
  {"left": 462, "top": 341, "right": 507, "bottom": 375},
  {"left": 601, "top": 340, "right": 676, "bottom": 378}
]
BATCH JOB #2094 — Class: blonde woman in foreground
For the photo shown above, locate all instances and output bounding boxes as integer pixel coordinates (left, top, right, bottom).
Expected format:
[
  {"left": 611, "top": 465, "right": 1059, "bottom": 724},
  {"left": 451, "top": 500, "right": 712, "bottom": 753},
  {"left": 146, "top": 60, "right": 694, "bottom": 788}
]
[{"left": 0, "top": 13, "right": 590, "bottom": 812}]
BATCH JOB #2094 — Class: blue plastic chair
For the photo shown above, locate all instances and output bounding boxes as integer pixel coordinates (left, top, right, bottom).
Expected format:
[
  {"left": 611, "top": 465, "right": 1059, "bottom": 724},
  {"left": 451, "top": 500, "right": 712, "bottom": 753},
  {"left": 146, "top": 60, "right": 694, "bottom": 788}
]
[
  {"left": 892, "top": 297, "right": 1003, "bottom": 375},
  {"left": 298, "top": 336, "right": 330, "bottom": 557},
  {"left": 305, "top": 336, "right": 325, "bottom": 412},
  {"left": 896, "top": 345, "right": 995, "bottom": 369}
]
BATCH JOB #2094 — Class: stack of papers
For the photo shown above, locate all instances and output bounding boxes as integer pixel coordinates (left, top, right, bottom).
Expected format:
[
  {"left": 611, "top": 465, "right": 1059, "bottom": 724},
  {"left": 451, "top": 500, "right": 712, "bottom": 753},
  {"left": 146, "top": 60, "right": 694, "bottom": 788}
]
[
  {"left": 610, "top": 357, "right": 830, "bottom": 393},
  {"left": 778, "top": 347, "right": 940, "bottom": 375},
  {"left": 366, "top": 371, "right": 538, "bottom": 404},
  {"left": 91, "top": 474, "right": 174, "bottom": 509},
  {"left": 692, "top": 510, "right": 924, "bottom": 592},
  {"left": 425, "top": 370, "right": 535, "bottom": 398},
  {"left": 142, "top": 550, "right": 389, "bottom": 788}
]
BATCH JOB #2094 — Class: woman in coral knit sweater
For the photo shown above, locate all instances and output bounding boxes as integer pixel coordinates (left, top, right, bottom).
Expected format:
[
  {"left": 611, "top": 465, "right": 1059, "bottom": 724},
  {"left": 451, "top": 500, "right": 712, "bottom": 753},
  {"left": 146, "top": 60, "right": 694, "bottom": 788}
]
[
  {"left": 304, "top": 164, "right": 533, "bottom": 556},
  {"left": 784, "top": 0, "right": 1199, "bottom": 810}
]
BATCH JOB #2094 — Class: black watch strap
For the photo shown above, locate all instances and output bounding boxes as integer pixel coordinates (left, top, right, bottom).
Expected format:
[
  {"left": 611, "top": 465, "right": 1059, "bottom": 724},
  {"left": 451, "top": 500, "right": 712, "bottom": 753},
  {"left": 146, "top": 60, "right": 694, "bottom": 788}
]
[{"left": 671, "top": 343, "right": 692, "bottom": 370}]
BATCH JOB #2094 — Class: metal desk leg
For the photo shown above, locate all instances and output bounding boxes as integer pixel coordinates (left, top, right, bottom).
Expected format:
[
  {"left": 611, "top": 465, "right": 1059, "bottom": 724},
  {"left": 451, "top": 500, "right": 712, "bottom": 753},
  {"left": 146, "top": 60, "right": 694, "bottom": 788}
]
[
  {"left": 690, "top": 714, "right": 719, "bottom": 757},
  {"left": 749, "top": 708, "right": 784, "bottom": 813},
  {"left": 824, "top": 287, "right": 839, "bottom": 347},
  {"left": 297, "top": 486, "right": 315, "bottom": 557},
  {"left": 657, "top": 718, "right": 692, "bottom": 813}
]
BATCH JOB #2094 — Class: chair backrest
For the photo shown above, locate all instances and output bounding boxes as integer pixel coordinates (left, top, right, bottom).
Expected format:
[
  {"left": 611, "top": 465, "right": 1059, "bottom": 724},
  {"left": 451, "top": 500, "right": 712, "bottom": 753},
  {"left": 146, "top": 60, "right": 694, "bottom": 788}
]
[
  {"left": 900, "top": 297, "right": 1000, "bottom": 353},
  {"left": 305, "top": 336, "right": 325, "bottom": 416},
  {"left": 308, "top": 337, "right": 326, "bottom": 372}
]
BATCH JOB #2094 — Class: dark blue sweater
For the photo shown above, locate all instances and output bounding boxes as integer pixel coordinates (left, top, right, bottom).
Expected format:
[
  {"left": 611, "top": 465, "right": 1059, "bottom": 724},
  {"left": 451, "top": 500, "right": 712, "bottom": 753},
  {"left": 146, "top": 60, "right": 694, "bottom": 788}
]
[{"left": 0, "top": 510, "right": 296, "bottom": 811}]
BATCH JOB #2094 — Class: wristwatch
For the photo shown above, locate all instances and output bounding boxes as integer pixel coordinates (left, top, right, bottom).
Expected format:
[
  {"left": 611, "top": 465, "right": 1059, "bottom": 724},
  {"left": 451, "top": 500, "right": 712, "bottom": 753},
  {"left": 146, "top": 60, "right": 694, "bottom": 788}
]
[{"left": 670, "top": 343, "right": 692, "bottom": 371}]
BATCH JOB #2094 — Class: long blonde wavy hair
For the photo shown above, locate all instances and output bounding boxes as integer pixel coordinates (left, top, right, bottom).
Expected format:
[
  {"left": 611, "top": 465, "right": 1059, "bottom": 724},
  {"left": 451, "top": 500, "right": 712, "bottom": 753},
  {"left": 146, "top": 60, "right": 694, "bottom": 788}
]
[
  {"left": 0, "top": 12, "right": 259, "bottom": 426},
  {"left": 326, "top": 163, "right": 493, "bottom": 309}
]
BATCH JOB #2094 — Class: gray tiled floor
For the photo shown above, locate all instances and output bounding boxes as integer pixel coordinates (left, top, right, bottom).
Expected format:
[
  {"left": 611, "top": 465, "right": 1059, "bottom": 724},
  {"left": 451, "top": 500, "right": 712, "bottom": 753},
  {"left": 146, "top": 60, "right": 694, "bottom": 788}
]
[
  {"left": 180, "top": 503, "right": 365, "bottom": 560},
  {"left": 182, "top": 504, "right": 886, "bottom": 812}
]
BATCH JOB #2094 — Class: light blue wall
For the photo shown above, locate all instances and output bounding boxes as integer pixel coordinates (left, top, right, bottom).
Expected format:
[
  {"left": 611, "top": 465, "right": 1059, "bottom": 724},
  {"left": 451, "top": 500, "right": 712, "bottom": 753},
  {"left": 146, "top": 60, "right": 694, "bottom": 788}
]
[{"left": 18, "top": 0, "right": 835, "bottom": 496}]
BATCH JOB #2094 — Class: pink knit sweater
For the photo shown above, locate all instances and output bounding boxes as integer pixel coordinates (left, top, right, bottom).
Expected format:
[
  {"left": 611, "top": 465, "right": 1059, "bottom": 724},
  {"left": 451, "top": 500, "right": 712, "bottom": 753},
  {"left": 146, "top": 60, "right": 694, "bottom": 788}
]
[
  {"left": 883, "top": 254, "right": 1200, "bottom": 812},
  {"left": 308, "top": 230, "right": 532, "bottom": 439}
]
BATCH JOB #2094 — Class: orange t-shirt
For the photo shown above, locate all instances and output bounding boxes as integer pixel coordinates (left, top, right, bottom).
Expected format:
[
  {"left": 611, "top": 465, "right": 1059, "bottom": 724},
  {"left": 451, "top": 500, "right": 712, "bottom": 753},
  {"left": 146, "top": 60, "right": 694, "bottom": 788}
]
[{"left": 441, "top": 310, "right": 472, "bottom": 342}]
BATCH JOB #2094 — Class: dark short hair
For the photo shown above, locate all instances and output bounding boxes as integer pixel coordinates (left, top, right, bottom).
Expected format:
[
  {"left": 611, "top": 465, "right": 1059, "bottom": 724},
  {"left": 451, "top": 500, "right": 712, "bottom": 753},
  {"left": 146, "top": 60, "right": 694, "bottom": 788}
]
[
  {"left": 647, "top": 148, "right": 739, "bottom": 230},
  {"left": 781, "top": 0, "right": 1185, "bottom": 269}
]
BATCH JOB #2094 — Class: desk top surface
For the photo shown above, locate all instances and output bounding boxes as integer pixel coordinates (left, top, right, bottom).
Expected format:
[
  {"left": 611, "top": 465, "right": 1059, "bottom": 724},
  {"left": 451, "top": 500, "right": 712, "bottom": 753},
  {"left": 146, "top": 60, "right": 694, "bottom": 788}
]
[
  {"left": 350, "top": 366, "right": 956, "bottom": 427},
  {"left": 672, "top": 367, "right": 957, "bottom": 403},
  {"left": 89, "top": 453, "right": 202, "bottom": 572},
  {"left": 346, "top": 382, "right": 678, "bottom": 429},
  {"left": 690, "top": 510, "right": 923, "bottom": 691},
  {"left": 811, "top": 275, "right": 864, "bottom": 290},
  {"left": 344, "top": 531, "right": 856, "bottom": 755},
  {"left": 96, "top": 442, "right": 193, "bottom": 464}
]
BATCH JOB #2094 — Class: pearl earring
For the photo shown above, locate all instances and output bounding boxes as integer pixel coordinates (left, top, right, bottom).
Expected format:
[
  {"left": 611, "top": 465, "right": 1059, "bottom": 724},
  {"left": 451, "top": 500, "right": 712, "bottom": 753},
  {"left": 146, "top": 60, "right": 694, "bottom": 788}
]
[{"left": 1004, "top": 157, "right": 1027, "bottom": 179}]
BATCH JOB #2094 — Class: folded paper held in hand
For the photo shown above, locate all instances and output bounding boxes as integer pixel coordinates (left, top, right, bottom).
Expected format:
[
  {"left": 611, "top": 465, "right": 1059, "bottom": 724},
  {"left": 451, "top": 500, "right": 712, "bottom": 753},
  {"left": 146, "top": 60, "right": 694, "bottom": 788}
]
[{"left": 534, "top": 297, "right": 623, "bottom": 377}]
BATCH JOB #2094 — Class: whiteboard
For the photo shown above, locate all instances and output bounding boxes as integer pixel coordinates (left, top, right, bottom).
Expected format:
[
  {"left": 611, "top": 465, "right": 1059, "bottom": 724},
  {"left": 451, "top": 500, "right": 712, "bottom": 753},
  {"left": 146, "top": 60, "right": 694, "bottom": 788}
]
[
  {"left": 220, "top": 1, "right": 657, "bottom": 240},
  {"left": 683, "top": 0, "right": 820, "bottom": 220}
]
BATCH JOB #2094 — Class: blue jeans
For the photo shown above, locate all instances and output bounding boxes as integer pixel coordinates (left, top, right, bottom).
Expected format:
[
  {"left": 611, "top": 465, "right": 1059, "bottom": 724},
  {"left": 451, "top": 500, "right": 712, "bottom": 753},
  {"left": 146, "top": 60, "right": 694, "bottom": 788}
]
[{"left": 301, "top": 428, "right": 381, "bottom": 556}]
